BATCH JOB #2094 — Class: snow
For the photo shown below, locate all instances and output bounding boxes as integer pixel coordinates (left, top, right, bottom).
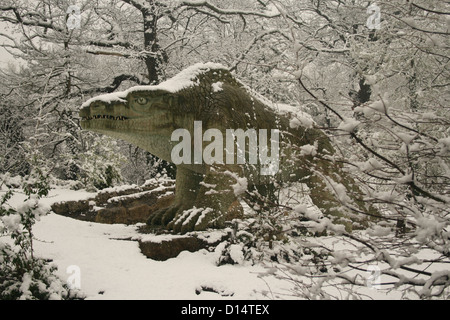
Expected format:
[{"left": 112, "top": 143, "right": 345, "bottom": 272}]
[
  {"left": 196, "top": 208, "right": 214, "bottom": 226},
  {"left": 19, "top": 273, "right": 33, "bottom": 300},
  {"left": 137, "top": 234, "right": 191, "bottom": 243},
  {"left": 402, "top": 17, "right": 418, "bottom": 28},
  {"left": 397, "top": 133, "right": 416, "bottom": 145},
  {"left": 420, "top": 270, "right": 450, "bottom": 297},
  {"left": 80, "top": 62, "right": 317, "bottom": 135},
  {"left": 337, "top": 117, "right": 360, "bottom": 133},
  {"left": 98, "top": 184, "right": 139, "bottom": 194},
  {"left": 368, "top": 100, "right": 386, "bottom": 113},
  {"left": 2, "top": 186, "right": 448, "bottom": 300},
  {"left": 231, "top": 177, "right": 248, "bottom": 197},
  {"left": 4, "top": 188, "right": 277, "bottom": 300},
  {"left": 364, "top": 75, "right": 377, "bottom": 85},
  {"left": 289, "top": 114, "right": 314, "bottom": 129},
  {"left": 196, "top": 230, "right": 228, "bottom": 244},
  {"left": 302, "top": 217, "right": 346, "bottom": 235},
  {"left": 183, "top": 208, "right": 203, "bottom": 226},
  {"left": 81, "top": 62, "right": 227, "bottom": 108},
  {"left": 2, "top": 213, "right": 21, "bottom": 232},
  {"left": 422, "top": 112, "right": 436, "bottom": 119},
  {"left": 294, "top": 203, "right": 321, "bottom": 221},
  {"left": 81, "top": 91, "right": 127, "bottom": 109},
  {"left": 107, "top": 187, "right": 167, "bottom": 204},
  {"left": 358, "top": 158, "right": 383, "bottom": 172},
  {"left": 264, "top": 3, "right": 280, "bottom": 16},
  {"left": 354, "top": 105, "right": 375, "bottom": 117},
  {"left": 299, "top": 143, "right": 317, "bottom": 157},
  {"left": 270, "top": 104, "right": 315, "bottom": 130},
  {"left": 366, "top": 225, "right": 392, "bottom": 237},
  {"left": 211, "top": 81, "right": 223, "bottom": 92},
  {"left": 229, "top": 244, "right": 245, "bottom": 265},
  {"left": 327, "top": 179, "right": 352, "bottom": 205},
  {"left": 438, "top": 137, "right": 450, "bottom": 155},
  {"left": 395, "top": 173, "right": 413, "bottom": 184},
  {"left": 414, "top": 215, "right": 447, "bottom": 243}
]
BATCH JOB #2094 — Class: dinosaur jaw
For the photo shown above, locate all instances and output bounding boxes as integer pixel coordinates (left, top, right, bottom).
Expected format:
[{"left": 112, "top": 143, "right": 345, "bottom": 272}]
[
  {"left": 79, "top": 109, "right": 130, "bottom": 130},
  {"left": 80, "top": 116, "right": 175, "bottom": 161},
  {"left": 81, "top": 115, "right": 129, "bottom": 121},
  {"left": 79, "top": 102, "right": 179, "bottom": 161},
  {"left": 80, "top": 116, "right": 129, "bottom": 132},
  {"left": 79, "top": 115, "right": 171, "bottom": 136},
  {"left": 79, "top": 107, "right": 132, "bottom": 133},
  {"left": 79, "top": 101, "right": 131, "bottom": 128},
  {"left": 79, "top": 103, "right": 148, "bottom": 133}
]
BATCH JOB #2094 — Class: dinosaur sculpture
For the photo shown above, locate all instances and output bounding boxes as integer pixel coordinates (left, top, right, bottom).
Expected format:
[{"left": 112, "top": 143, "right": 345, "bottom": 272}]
[{"left": 80, "top": 63, "right": 373, "bottom": 234}]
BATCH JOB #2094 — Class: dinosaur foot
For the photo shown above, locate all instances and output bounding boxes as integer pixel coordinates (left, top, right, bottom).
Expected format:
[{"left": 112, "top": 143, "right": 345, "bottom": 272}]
[
  {"left": 168, "top": 207, "right": 219, "bottom": 234},
  {"left": 147, "top": 204, "right": 182, "bottom": 228}
]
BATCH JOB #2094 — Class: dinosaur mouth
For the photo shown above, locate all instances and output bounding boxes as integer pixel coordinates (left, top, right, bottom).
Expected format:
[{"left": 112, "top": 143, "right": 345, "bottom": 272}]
[{"left": 81, "top": 115, "right": 129, "bottom": 121}]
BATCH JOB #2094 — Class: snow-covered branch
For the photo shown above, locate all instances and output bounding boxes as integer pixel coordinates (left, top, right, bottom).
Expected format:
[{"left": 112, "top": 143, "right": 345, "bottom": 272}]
[{"left": 179, "top": 1, "right": 281, "bottom": 18}]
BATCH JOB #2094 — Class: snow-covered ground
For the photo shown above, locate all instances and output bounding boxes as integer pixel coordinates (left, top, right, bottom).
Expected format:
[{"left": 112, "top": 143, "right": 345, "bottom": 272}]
[
  {"left": 5, "top": 188, "right": 293, "bottom": 300},
  {"left": 2, "top": 187, "right": 440, "bottom": 300},
  {"left": 33, "top": 214, "right": 273, "bottom": 300}
]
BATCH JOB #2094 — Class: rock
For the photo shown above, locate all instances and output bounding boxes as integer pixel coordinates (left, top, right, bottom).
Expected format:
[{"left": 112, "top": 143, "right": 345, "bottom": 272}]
[
  {"left": 95, "top": 206, "right": 128, "bottom": 224},
  {"left": 95, "top": 191, "right": 175, "bottom": 225},
  {"left": 138, "top": 235, "right": 207, "bottom": 261},
  {"left": 51, "top": 180, "right": 176, "bottom": 225},
  {"left": 51, "top": 199, "right": 96, "bottom": 221},
  {"left": 94, "top": 185, "right": 142, "bottom": 205},
  {"left": 128, "top": 204, "right": 152, "bottom": 221}
]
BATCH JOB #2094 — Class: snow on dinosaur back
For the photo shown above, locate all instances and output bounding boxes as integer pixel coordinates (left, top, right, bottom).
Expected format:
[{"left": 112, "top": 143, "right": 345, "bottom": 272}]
[
  {"left": 80, "top": 62, "right": 315, "bottom": 130},
  {"left": 81, "top": 62, "right": 227, "bottom": 109}
]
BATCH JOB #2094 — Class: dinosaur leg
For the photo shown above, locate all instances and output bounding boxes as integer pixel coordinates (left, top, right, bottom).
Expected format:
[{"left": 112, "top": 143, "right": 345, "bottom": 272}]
[
  {"left": 169, "top": 165, "right": 244, "bottom": 234},
  {"left": 148, "top": 166, "right": 204, "bottom": 228},
  {"left": 301, "top": 158, "right": 374, "bottom": 232}
]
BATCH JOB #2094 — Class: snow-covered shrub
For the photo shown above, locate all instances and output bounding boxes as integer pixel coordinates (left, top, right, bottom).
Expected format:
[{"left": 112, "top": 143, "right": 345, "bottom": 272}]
[
  {"left": 0, "top": 165, "right": 83, "bottom": 300},
  {"left": 0, "top": 249, "right": 80, "bottom": 300},
  {"left": 0, "top": 101, "right": 29, "bottom": 177},
  {"left": 120, "top": 145, "right": 176, "bottom": 185},
  {"left": 74, "top": 136, "right": 126, "bottom": 191}
]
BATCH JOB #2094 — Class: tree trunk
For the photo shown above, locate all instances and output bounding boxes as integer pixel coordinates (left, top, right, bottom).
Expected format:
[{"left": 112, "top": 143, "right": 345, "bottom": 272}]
[{"left": 142, "top": 3, "right": 163, "bottom": 85}]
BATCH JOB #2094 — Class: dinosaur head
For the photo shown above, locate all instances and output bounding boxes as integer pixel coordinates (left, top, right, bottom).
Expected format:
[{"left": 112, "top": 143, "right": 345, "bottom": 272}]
[
  {"left": 79, "top": 62, "right": 231, "bottom": 162},
  {"left": 80, "top": 88, "right": 185, "bottom": 162},
  {"left": 80, "top": 89, "right": 179, "bottom": 132}
]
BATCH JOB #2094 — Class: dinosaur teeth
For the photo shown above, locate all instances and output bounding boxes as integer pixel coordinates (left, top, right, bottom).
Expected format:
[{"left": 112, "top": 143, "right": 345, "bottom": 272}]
[{"left": 83, "top": 115, "right": 128, "bottom": 121}]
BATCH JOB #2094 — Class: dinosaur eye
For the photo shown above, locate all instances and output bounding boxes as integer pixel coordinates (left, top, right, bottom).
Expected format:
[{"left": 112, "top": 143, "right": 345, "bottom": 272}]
[{"left": 136, "top": 97, "right": 148, "bottom": 105}]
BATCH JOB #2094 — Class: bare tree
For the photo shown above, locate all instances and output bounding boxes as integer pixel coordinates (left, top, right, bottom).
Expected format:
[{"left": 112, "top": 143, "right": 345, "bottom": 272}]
[{"left": 237, "top": 0, "right": 450, "bottom": 299}]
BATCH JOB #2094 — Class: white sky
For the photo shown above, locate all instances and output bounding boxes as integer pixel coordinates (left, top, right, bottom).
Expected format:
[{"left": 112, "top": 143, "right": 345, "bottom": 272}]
[{"left": 0, "top": 21, "right": 23, "bottom": 68}]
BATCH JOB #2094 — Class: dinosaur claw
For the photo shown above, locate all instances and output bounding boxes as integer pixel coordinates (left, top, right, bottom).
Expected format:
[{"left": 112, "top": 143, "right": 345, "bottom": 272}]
[
  {"left": 147, "top": 204, "right": 183, "bottom": 229},
  {"left": 170, "top": 207, "right": 217, "bottom": 234}
]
